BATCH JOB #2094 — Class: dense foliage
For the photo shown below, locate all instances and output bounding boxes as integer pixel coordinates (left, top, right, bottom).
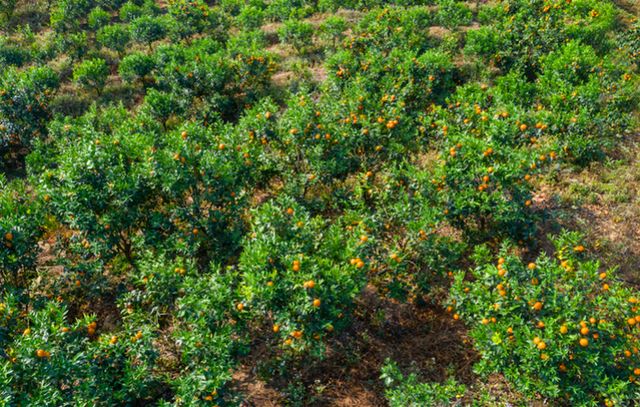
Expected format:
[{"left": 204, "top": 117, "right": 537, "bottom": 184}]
[{"left": 0, "top": 0, "right": 638, "bottom": 405}]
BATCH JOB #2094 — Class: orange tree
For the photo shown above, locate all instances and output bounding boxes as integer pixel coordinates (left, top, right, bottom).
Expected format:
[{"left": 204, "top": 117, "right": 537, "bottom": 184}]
[
  {"left": 449, "top": 232, "right": 640, "bottom": 405},
  {"left": 0, "top": 176, "right": 43, "bottom": 289},
  {"left": 0, "top": 65, "right": 59, "bottom": 168},
  {"left": 234, "top": 196, "right": 369, "bottom": 357},
  {"left": 32, "top": 105, "right": 258, "bottom": 267},
  {"left": 0, "top": 294, "right": 160, "bottom": 404},
  {"left": 118, "top": 254, "right": 242, "bottom": 405},
  {"left": 430, "top": 80, "right": 562, "bottom": 240}
]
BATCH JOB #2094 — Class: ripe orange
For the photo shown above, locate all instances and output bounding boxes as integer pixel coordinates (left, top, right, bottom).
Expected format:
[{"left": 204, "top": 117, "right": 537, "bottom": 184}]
[
  {"left": 560, "top": 325, "right": 568, "bottom": 334},
  {"left": 312, "top": 298, "right": 321, "bottom": 307},
  {"left": 292, "top": 330, "right": 302, "bottom": 339},
  {"left": 532, "top": 301, "right": 543, "bottom": 311},
  {"left": 527, "top": 263, "right": 536, "bottom": 270},
  {"left": 272, "top": 324, "right": 280, "bottom": 333},
  {"left": 303, "top": 280, "right": 315, "bottom": 289},
  {"left": 36, "top": 349, "right": 50, "bottom": 358},
  {"left": 579, "top": 338, "right": 589, "bottom": 347},
  {"left": 286, "top": 207, "right": 294, "bottom": 215},
  {"left": 628, "top": 318, "right": 637, "bottom": 326},
  {"left": 453, "top": 313, "right": 460, "bottom": 320},
  {"left": 580, "top": 327, "right": 589, "bottom": 335},
  {"left": 4, "top": 232, "right": 13, "bottom": 241},
  {"left": 292, "top": 260, "right": 300, "bottom": 272},
  {"left": 481, "top": 318, "right": 489, "bottom": 325},
  {"left": 236, "top": 303, "right": 244, "bottom": 311},
  {"left": 537, "top": 341, "right": 547, "bottom": 350}
]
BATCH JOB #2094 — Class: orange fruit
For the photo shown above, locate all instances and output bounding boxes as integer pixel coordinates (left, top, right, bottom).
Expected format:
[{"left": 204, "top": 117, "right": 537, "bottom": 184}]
[
  {"left": 36, "top": 349, "right": 49, "bottom": 358},
  {"left": 272, "top": 324, "right": 280, "bottom": 333},
  {"left": 292, "top": 260, "right": 301, "bottom": 272},
  {"left": 532, "top": 301, "right": 543, "bottom": 311},
  {"left": 580, "top": 327, "right": 589, "bottom": 335},
  {"left": 537, "top": 341, "right": 547, "bottom": 350},
  {"left": 236, "top": 303, "right": 244, "bottom": 311},
  {"left": 579, "top": 338, "right": 589, "bottom": 347},
  {"left": 303, "top": 280, "right": 315, "bottom": 289},
  {"left": 312, "top": 298, "right": 321, "bottom": 307},
  {"left": 527, "top": 263, "right": 536, "bottom": 270},
  {"left": 560, "top": 325, "right": 568, "bottom": 334}
]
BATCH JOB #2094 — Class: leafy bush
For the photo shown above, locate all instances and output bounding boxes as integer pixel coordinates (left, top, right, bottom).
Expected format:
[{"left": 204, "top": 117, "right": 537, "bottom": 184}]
[
  {"left": 97, "top": 24, "right": 131, "bottom": 57},
  {"left": 0, "top": 65, "right": 59, "bottom": 164},
  {"left": 450, "top": 232, "right": 640, "bottom": 405},
  {"left": 278, "top": 19, "right": 314, "bottom": 53},
  {"left": 0, "top": 177, "right": 43, "bottom": 289},
  {"left": 436, "top": 0, "right": 472, "bottom": 29},
  {"left": 87, "top": 6, "right": 110, "bottom": 30},
  {"left": 130, "top": 15, "right": 168, "bottom": 49},
  {"left": 319, "top": 15, "right": 346, "bottom": 49},
  {"left": 235, "top": 196, "right": 368, "bottom": 356},
  {"left": 73, "top": 58, "right": 109, "bottom": 95},
  {"left": 118, "top": 51, "right": 155, "bottom": 84},
  {"left": 50, "top": 0, "right": 93, "bottom": 33},
  {"left": 381, "top": 359, "right": 466, "bottom": 407},
  {"left": 0, "top": 0, "right": 17, "bottom": 25}
]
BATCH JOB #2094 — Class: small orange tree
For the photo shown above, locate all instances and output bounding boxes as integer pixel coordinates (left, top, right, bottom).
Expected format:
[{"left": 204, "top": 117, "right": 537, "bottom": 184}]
[{"left": 449, "top": 232, "right": 640, "bottom": 405}]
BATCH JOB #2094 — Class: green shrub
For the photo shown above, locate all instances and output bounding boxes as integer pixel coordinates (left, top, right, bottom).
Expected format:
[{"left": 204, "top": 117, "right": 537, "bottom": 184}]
[
  {"left": 87, "top": 6, "right": 110, "bottom": 30},
  {"left": 436, "top": 0, "right": 472, "bottom": 29},
  {"left": 73, "top": 58, "right": 109, "bottom": 95},
  {"left": 0, "top": 65, "right": 59, "bottom": 164},
  {"left": 97, "top": 24, "right": 131, "bottom": 57},
  {"left": 130, "top": 15, "right": 168, "bottom": 50},
  {"left": 449, "top": 232, "right": 640, "bottom": 405},
  {"left": 381, "top": 359, "right": 466, "bottom": 406},
  {"left": 278, "top": 19, "right": 314, "bottom": 53},
  {"left": 118, "top": 51, "right": 155, "bottom": 84},
  {"left": 0, "top": 177, "right": 43, "bottom": 289}
]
